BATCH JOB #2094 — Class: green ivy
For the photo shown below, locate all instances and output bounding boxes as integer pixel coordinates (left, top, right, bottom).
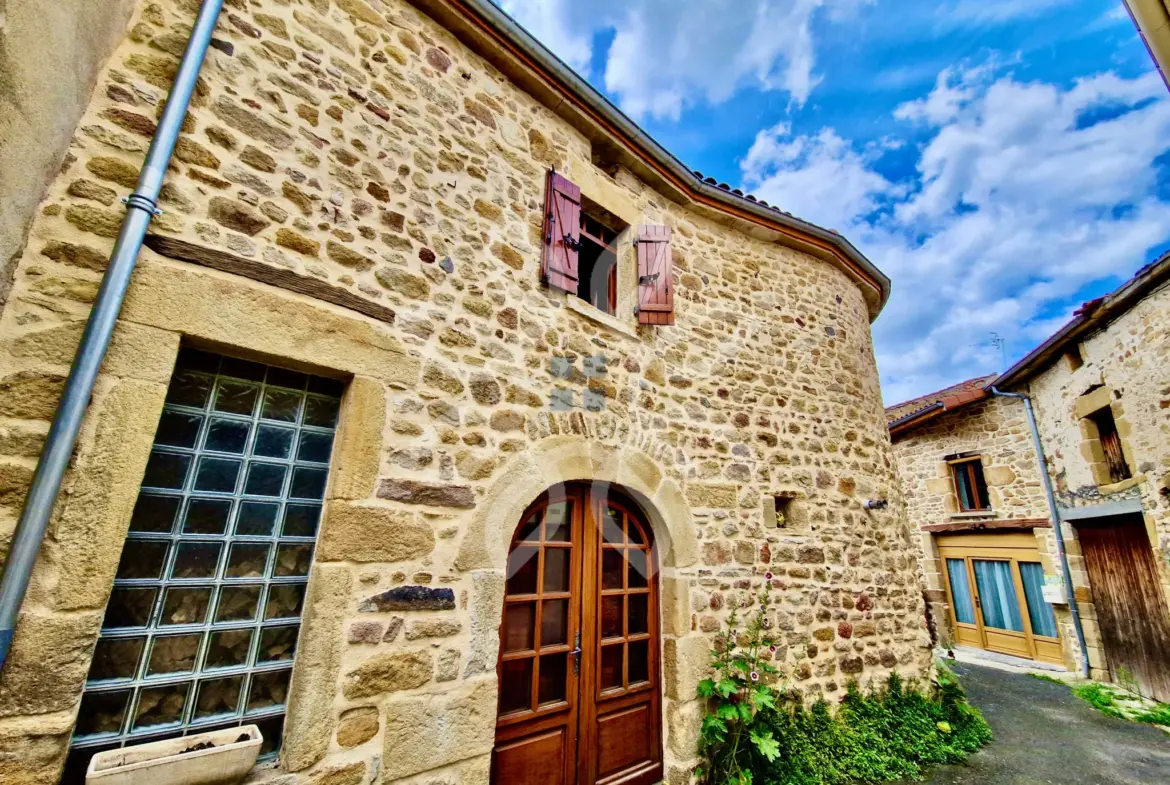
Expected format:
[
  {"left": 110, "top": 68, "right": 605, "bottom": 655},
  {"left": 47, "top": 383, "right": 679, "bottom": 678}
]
[{"left": 696, "top": 585, "right": 992, "bottom": 785}]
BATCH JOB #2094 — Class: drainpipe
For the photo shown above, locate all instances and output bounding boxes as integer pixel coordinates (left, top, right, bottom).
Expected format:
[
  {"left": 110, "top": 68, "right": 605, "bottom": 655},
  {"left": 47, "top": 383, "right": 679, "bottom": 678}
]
[
  {"left": 0, "top": 0, "right": 226, "bottom": 673},
  {"left": 990, "top": 387, "right": 1091, "bottom": 677}
]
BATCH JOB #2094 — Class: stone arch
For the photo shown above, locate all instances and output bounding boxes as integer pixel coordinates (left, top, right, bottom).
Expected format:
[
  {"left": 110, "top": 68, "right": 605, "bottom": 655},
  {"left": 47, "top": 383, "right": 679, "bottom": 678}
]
[
  {"left": 457, "top": 437, "right": 704, "bottom": 766},
  {"left": 455, "top": 434, "right": 698, "bottom": 574}
]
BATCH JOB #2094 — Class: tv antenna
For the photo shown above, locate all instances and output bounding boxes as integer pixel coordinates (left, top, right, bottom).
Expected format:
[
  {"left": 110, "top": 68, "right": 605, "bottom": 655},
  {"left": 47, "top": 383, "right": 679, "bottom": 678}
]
[{"left": 989, "top": 333, "right": 1007, "bottom": 370}]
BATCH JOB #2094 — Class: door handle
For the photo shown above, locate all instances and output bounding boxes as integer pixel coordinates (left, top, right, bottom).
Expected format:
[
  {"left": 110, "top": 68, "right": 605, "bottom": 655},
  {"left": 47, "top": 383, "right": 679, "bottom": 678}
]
[{"left": 571, "top": 632, "right": 582, "bottom": 676}]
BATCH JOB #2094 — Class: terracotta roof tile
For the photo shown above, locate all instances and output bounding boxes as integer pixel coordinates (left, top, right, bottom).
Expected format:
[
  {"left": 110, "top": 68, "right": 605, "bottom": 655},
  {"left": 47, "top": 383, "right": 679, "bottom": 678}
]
[{"left": 884, "top": 373, "right": 999, "bottom": 425}]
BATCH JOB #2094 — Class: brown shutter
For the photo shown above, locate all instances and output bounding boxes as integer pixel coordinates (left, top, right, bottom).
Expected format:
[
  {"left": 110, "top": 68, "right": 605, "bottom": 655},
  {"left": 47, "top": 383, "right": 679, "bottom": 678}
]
[
  {"left": 541, "top": 171, "right": 581, "bottom": 294},
  {"left": 637, "top": 225, "right": 674, "bottom": 325}
]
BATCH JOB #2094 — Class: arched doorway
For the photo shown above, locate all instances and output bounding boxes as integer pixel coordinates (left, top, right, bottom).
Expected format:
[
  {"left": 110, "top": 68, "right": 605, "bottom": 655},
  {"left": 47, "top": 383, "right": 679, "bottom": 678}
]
[{"left": 492, "top": 483, "right": 663, "bottom": 785}]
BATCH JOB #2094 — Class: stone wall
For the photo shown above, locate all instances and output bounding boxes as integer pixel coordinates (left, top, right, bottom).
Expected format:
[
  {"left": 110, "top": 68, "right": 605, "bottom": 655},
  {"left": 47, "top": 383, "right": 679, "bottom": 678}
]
[
  {"left": 892, "top": 396, "right": 1049, "bottom": 528},
  {"left": 1025, "top": 279, "right": 1170, "bottom": 677},
  {"left": 0, "top": 0, "right": 139, "bottom": 312},
  {"left": 887, "top": 397, "right": 1081, "bottom": 657},
  {"left": 0, "top": 1, "right": 931, "bottom": 783}
]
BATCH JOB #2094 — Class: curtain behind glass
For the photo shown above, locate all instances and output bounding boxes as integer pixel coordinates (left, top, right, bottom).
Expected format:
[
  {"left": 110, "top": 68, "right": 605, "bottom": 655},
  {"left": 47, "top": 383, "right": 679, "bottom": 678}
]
[
  {"left": 973, "top": 560, "right": 1024, "bottom": 631},
  {"left": 946, "top": 558, "right": 976, "bottom": 625},
  {"left": 1020, "top": 562, "right": 1059, "bottom": 638}
]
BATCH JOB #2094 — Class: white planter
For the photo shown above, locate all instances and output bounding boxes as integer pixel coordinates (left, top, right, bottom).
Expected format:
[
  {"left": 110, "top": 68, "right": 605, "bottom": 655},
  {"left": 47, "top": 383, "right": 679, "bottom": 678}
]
[{"left": 86, "top": 725, "right": 262, "bottom": 785}]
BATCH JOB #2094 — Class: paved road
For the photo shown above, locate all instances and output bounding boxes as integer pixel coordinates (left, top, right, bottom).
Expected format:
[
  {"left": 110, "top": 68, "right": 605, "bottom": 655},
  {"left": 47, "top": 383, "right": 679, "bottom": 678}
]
[{"left": 911, "top": 662, "right": 1170, "bottom": 785}]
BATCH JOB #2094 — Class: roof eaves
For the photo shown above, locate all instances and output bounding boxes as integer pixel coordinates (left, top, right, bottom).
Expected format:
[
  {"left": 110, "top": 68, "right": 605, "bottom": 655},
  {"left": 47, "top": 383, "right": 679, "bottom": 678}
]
[
  {"left": 995, "top": 251, "right": 1170, "bottom": 389},
  {"left": 405, "top": 0, "right": 892, "bottom": 319}
]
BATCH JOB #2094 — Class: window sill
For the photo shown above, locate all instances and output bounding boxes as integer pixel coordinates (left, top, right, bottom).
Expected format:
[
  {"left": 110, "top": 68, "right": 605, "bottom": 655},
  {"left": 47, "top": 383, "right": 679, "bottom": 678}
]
[
  {"left": 947, "top": 510, "right": 997, "bottom": 520},
  {"left": 565, "top": 295, "right": 640, "bottom": 339},
  {"left": 1098, "top": 474, "right": 1145, "bottom": 496}
]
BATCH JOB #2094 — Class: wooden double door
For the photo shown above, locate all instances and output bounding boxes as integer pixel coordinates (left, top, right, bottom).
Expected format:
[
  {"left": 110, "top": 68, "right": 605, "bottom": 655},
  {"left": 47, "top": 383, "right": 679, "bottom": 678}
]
[
  {"left": 1077, "top": 515, "right": 1170, "bottom": 702},
  {"left": 492, "top": 485, "right": 663, "bottom": 785}
]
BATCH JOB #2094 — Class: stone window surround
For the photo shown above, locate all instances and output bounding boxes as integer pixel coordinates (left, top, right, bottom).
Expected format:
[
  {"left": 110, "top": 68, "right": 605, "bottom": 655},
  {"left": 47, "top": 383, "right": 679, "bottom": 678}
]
[
  {"left": 1073, "top": 385, "right": 1144, "bottom": 494},
  {"left": 558, "top": 162, "right": 650, "bottom": 338},
  {"left": 4, "top": 250, "right": 706, "bottom": 781}
]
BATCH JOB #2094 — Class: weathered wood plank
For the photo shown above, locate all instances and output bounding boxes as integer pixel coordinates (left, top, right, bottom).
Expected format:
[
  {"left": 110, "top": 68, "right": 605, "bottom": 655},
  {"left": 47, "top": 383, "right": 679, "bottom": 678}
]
[
  {"left": 922, "top": 518, "right": 1050, "bottom": 534},
  {"left": 143, "top": 234, "right": 396, "bottom": 326}
]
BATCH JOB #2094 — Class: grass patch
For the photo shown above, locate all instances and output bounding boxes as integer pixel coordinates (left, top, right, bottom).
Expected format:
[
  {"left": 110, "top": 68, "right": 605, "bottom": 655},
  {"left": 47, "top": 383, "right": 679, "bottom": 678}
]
[
  {"left": 1027, "top": 673, "right": 1065, "bottom": 686},
  {"left": 1070, "top": 681, "right": 1170, "bottom": 727},
  {"left": 1072, "top": 683, "right": 1126, "bottom": 719}
]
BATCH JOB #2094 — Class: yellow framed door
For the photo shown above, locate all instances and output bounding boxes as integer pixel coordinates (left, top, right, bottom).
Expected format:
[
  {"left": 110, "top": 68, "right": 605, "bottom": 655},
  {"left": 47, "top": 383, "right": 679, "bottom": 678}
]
[
  {"left": 937, "top": 533, "right": 1063, "bottom": 665},
  {"left": 970, "top": 557, "right": 1031, "bottom": 658}
]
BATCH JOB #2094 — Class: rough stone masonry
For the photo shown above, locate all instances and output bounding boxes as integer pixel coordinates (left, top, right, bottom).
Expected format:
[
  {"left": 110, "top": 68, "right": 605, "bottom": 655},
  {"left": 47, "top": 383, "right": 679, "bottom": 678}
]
[{"left": 0, "top": 1, "right": 932, "bottom": 783}]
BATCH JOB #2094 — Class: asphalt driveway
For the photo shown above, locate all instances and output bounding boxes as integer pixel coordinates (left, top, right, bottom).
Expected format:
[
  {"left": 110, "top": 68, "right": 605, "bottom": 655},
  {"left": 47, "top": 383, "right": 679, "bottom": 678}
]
[{"left": 911, "top": 661, "right": 1170, "bottom": 785}]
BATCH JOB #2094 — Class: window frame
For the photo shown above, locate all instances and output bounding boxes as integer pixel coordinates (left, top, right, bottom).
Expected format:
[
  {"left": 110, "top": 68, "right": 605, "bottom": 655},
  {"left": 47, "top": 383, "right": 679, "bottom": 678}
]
[
  {"left": 575, "top": 200, "right": 628, "bottom": 317},
  {"left": 68, "top": 349, "right": 343, "bottom": 767},
  {"left": 1086, "top": 406, "right": 1131, "bottom": 484},
  {"left": 950, "top": 457, "right": 991, "bottom": 512}
]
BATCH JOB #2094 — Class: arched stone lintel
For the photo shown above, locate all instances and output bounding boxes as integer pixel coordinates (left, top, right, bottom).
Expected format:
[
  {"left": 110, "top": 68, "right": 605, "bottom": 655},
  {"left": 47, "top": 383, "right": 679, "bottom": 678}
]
[{"left": 455, "top": 435, "right": 698, "bottom": 574}]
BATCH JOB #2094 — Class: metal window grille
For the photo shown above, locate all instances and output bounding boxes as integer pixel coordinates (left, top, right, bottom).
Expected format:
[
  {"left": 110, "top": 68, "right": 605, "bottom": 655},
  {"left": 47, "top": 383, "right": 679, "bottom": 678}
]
[{"left": 67, "top": 349, "right": 343, "bottom": 772}]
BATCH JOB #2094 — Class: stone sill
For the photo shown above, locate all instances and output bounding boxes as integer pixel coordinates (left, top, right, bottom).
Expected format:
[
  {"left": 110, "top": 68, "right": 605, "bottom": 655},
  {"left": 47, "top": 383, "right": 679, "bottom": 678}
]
[
  {"left": 946, "top": 510, "right": 997, "bottom": 520},
  {"left": 1098, "top": 474, "right": 1145, "bottom": 496},
  {"left": 565, "top": 295, "right": 640, "bottom": 339}
]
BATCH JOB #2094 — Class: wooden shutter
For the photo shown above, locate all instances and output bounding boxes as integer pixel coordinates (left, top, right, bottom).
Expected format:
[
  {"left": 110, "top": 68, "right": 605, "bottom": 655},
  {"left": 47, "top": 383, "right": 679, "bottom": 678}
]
[
  {"left": 636, "top": 225, "right": 673, "bottom": 325},
  {"left": 541, "top": 171, "right": 581, "bottom": 294}
]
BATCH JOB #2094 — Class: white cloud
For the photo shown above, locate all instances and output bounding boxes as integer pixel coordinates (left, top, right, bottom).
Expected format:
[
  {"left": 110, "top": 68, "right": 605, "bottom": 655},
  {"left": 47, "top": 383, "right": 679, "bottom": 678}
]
[
  {"left": 741, "top": 66, "right": 1170, "bottom": 404},
  {"left": 497, "top": 0, "right": 870, "bottom": 120},
  {"left": 496, "top": 0, "right": 594, "bottom": 71},
  {"left": 741, "top": 124, "right": 897, "bottom": 230}
]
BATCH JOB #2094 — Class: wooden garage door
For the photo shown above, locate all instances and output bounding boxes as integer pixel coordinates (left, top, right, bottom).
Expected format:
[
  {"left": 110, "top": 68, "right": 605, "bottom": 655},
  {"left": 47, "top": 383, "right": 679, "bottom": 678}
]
[{"left": 1078, "top": 515, "right": 1170, "bottom": 702}]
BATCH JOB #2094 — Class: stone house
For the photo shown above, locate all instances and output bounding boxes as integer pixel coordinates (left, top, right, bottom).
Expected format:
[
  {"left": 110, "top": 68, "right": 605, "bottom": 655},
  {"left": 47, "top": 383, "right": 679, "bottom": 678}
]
[
  {"left": 0, "top": 1, "right": 932, "bottom": 784},
  {"left": 889, "top": 253, "right": 1170, "bottom": 702}
]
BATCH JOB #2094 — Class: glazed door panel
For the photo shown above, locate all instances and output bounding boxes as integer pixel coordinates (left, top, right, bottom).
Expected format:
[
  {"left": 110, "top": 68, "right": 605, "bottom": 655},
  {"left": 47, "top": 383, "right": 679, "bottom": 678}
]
[
  {"left": 579, "top": 497, "right": 662, "bottom": 785},
  {"left": 493, "top": 487, "right": 662, "bottom": 785},
  {"left": 1078, "top": 516, "right": 1170, "bottom": 702},
  {"left": 938, "top": 534, "right": 1063, "bottom": 666},
  {"left": 493, "top": 494, "right": 583, "bottom": 785}
]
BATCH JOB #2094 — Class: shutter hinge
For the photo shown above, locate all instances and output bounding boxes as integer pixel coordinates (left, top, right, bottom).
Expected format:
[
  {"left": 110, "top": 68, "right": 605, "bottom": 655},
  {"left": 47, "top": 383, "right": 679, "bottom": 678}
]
[
  {"left": 563, "top": 235, "right": 581, "bottom": 252},
  {"left": 639, "top": 272, "right": 660, "bottom": 286}
]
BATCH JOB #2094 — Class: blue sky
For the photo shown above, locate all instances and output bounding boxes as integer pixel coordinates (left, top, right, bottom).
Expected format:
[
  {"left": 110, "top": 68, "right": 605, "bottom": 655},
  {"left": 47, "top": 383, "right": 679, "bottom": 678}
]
[{"left": 496, "top": 0, "right": 1170, "bottom": 404}]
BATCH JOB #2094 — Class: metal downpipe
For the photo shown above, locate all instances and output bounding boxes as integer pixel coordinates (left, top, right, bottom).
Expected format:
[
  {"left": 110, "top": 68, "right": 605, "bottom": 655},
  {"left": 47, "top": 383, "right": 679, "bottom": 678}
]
[
  {"left": 0, "top": 0, "right": 226, "bottom": 672},
  {"left": 990, "top": 387, "right": 1091, "bottom": 677}
]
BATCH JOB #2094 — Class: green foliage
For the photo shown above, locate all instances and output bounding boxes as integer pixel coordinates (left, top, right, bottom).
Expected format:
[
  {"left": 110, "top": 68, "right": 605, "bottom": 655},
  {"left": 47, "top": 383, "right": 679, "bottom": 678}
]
[
  {"left": 696, "top": 586, "right": 992, "bottom": 785},
  {"left": 1027, "top": 672, "right": 1065, "bottom": 686},
  {"left": 1071, "top": 681, "right": 1170, "bottom": 726},
  {"left": 1071, "top": 682, "right": 1125, "bottom": 719},
  {"left": 695, "top": 580, "right": 785, "bottom": 785}
]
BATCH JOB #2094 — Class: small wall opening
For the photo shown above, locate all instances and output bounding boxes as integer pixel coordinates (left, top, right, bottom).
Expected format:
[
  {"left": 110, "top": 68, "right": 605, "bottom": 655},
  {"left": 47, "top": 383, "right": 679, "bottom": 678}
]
[
  {"left": 768, "top": 492, "right": 806, "bottom": 530},
  {"left": 1087, "top": 407, "right": 1131, "bottom": 483},
  {"left": 1063, "top": 345, "right": 1085, "bottom": 372}
]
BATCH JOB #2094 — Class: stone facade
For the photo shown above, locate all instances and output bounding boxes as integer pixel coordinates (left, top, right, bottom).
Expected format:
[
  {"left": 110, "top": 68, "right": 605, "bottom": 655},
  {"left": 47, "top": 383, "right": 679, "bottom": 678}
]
[
  {"left": 1022, "top": 275, "right": 1170, "bottom": 679},
  {"left": 0, "top": 1, "right": 930, "bottom": 783},
  {"left": 889, "top": 395, "right": 1082, "bottom": 668},
  {"left": 890, "top": 269, "right": 1170, "bottom": 683}
]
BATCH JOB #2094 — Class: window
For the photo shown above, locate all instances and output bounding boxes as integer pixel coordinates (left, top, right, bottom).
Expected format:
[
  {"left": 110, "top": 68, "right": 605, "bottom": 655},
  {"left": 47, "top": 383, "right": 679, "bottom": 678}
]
[
  {"left": 576, "top": 197, "right": 628, "bottom": 315},
  {"left": 541, "top": 170, "right": 674, "bottom": 326},
  {"left": 1087, "top": 406, "right": 1131, "bottom": 484},
  {"left": 951, "top": 458, "right": 991, "bottom": 512},
  {"left": 67, "top": 349, "right": 343, "bottom": 774}
]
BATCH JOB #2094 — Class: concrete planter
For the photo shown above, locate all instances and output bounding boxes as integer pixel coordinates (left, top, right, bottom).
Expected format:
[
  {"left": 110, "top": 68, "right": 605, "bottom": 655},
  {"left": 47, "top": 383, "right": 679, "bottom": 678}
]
[{"left": 86, "top": 725, "right": 262, "bottom": 785}]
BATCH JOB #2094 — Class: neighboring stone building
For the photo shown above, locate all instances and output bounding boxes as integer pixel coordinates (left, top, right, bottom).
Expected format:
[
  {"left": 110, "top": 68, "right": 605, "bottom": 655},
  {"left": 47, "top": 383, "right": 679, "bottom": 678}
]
[
  {"left": 889, "top": 253, "right": 1170, "bottom": 702},
  {"left": 0, "top": 1, "right": 931, "bottom": 784}
]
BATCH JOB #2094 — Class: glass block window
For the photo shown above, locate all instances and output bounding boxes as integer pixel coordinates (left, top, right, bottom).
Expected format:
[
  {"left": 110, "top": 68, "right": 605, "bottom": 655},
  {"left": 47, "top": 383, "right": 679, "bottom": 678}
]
[{"left": 67, "top": 349, "right": 344, "bottom": 774}]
